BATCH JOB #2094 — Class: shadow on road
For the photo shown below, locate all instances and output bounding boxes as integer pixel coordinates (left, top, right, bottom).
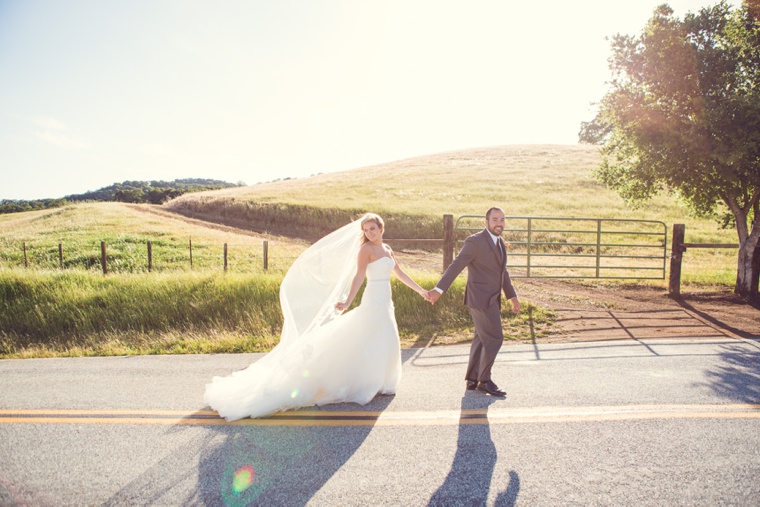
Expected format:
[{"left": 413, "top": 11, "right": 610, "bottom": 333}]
[
  {"left": 429, "top": 393, "right": 520, "bottom": 506},
  {"left": 701, "top": 343, "right": 760, "bottom": 403},
  {"left": 103, "top": 396, "right": 393, "bottom": 505}
]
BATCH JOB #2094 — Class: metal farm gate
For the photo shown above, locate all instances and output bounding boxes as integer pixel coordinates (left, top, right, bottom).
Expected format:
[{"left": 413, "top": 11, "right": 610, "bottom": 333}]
[{"left": 455, "top": 215, "right": 668, "bottom": 280}]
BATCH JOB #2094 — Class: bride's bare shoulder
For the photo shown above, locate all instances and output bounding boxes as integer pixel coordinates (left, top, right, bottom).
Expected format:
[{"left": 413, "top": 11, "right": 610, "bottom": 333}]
[{"left": 358, "top": 243, "right": 373, "bottom": 259}]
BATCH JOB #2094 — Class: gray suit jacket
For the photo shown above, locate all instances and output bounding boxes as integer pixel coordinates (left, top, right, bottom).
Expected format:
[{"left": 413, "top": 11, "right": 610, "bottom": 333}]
[{"left": 437, "top": 229, "right": 517, "bottom": 310}]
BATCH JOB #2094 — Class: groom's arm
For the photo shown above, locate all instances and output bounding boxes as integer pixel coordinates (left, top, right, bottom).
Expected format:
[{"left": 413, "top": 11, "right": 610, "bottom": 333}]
[
  {"left": 427, "top": 236, "right": 479, "bottom": 303},
  {"left": 438, "top": 235, "right": 478, "bottom": 291}
]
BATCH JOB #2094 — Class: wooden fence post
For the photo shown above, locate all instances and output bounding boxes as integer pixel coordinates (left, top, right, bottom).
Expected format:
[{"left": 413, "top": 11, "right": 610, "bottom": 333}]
[
  {"left": 263, "top": 240, "right": 269, "bottom": 270},
  {"left": 669, "top": 224, "right": 685, "bottom": 295},
  {"left": 189, "top": 238, "right": 193, "bottom": 269},
  {"left": 147, "top": 241, "right": 153, "bottom": 272},
  {"left": 101, "top": 241, "right": 108, "bottom": 275},
  {"left": 58, "top": 243, "right": 63, "bottom": 269},
  {"left": 23, "top": 242, "right": 28, "bottom": 268},
  {"left": 224, "top": 243, "right": 228, "bottom": 272},
  {"left": 443, "top": 214, "right": 454, "bottom": 271}
]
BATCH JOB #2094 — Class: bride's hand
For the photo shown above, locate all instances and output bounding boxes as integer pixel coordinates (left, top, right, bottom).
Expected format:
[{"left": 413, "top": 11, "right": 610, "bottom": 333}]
[{"left": 335, "top": 301, "right": 348, "bottom": 311}]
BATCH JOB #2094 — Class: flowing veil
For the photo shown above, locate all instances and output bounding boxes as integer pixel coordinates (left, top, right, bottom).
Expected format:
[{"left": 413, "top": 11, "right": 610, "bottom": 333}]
[
  {"left": 205, "top": 215, "right": 401, "bottom": 421},
  {"left": 278, "top": 218, "right": 364, "bottom": 346}
]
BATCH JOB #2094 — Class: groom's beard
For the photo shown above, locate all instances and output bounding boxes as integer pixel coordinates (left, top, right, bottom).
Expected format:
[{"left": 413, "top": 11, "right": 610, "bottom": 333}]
[{"left": 489, "top": 226, "right": 503, "bottom": 236}]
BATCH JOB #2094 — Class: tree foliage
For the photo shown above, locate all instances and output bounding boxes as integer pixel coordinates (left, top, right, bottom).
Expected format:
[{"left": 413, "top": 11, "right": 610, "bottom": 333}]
[
  {"left": 0, "top": 178, "right": 243, "bottom": 214},
  {"left": 580, "top": 1, "right": 760, "bottom": 295},
  {"left": 0, "top": 198, "right": 68, "bottom": 214}
]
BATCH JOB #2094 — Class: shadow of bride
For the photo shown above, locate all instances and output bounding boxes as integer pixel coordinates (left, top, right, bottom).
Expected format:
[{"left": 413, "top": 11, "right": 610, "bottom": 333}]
[
  {"left": 103, "top": 395, "right": 393, "bottom": 506},
  {"left": 429, "top": 393, "right": 520, "bottom": 507},
  {"left": 197, "top": 394, "right": 394, "bottom": 506}
]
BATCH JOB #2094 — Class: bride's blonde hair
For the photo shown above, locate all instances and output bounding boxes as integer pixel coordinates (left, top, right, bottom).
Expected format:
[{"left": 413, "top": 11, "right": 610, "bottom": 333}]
[{"left": 360, "top": 213, "right": 384, "bottom": 244}]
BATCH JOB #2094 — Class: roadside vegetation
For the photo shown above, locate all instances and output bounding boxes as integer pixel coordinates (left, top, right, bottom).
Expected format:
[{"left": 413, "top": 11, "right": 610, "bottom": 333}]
[{"left": 0, "top": 269, "right": 552, "bottom": 358}]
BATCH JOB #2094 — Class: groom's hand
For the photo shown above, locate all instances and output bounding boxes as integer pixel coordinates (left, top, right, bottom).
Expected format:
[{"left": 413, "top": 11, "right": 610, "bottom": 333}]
[{"left": 425, "top": 290, "right": 441, "bottom": 304}]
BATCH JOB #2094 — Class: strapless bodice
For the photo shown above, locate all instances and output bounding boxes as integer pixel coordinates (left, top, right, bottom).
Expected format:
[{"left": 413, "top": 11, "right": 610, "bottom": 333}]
[{"left": 366, "top": 256, "right": 394, "bottom": 282}]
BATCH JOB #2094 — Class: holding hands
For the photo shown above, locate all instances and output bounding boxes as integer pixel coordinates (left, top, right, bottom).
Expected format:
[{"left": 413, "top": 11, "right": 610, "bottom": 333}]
[
  {"left": 421, "top": 289, "right": 520, "bottom": 314},
  {"left": 340, "top": 288, "right": 518, "bottom": 311},
  {"left": 423, "top": 289, "right": 440, "bottom": 304},
  {"left": 339, "top": 289, "right": 435, "bottom": 310},
  {"left": 417, "top": 289, "right": 439, "bottom": 304}
]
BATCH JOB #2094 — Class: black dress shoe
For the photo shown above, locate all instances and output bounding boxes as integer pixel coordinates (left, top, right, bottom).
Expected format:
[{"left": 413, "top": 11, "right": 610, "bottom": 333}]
[
  {"left": 477, "top": 380, "right": 506, "bottom": 397},
  {"left": 466, "top": 379, "right": 478, "bottom": 390}
]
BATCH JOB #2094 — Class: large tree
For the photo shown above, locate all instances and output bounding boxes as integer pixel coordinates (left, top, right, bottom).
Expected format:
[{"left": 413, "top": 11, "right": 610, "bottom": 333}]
[{"left": 580, "top": 1, "right": 760, "bottom": 296}]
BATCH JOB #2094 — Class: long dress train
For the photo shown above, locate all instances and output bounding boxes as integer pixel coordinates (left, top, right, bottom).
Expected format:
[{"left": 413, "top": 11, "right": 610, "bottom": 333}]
[{"left": 204, "top": 256, "right": 402, "bottom": 421}]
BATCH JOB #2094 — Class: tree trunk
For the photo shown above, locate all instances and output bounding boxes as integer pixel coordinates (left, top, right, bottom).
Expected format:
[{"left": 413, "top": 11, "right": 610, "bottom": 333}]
[
  {"left": 752, "top": 242, "right": 760, "bottom": 295},
  {"left": 735, "top": 220, "right": 760, "bottom": 296}
]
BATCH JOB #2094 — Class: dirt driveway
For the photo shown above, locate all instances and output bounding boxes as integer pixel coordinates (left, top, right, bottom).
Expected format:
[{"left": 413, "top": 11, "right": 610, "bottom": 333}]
[
  {"left": 395, "top": 248, "right": 758, "bottom": 345},
  {"left": 517, "top": 279, "right": 759, "bottom": 344}
]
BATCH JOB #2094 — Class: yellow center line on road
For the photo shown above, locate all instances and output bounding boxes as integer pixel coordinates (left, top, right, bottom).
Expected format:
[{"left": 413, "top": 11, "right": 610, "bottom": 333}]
[{"left": 0, "top": 404, "right": 758, "bottom": 426}]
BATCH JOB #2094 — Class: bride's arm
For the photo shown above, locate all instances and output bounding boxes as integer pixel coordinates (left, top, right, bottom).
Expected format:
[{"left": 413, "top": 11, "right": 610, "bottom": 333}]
[
  {"left": 335, "top": 246, "right": 371, "bottom": 311},
  {"left": 390, "top": 249, "right": 427, "bottom": 295}
]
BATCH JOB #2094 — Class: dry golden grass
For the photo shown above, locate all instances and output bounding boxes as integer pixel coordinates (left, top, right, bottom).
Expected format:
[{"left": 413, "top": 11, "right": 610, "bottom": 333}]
[{"left": 167, "top": 144, "right": 738, "bottom": 286}]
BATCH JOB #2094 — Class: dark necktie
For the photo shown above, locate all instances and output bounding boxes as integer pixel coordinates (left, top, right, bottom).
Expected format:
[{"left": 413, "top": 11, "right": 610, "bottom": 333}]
[{"left": 497, "top": 239, "right": 505, "bottom": 264}]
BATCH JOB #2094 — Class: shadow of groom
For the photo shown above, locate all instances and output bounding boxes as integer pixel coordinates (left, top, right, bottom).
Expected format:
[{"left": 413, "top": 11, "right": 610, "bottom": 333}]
[{"left": 429, "top": 393, "right": 520, "bottom": 507}]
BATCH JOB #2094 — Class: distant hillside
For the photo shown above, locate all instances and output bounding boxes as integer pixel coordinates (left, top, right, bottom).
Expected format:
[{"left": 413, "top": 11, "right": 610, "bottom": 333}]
[
  {"left": 165, "top": 145, "right": 645, "bottom": 239},
  {"left": 0, "top": 178, "right": 242, "bottom": 214},
  {"left": 161, "top": 144, "right": 736, "bottom": 286},
  {"left": 66, "top": 178, "right": 242, "bottom": 202}
]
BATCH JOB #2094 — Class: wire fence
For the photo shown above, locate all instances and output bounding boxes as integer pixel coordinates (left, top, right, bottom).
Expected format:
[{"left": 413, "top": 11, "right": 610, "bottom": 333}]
[
  {"left": 9, "top": 217, "right": 719, "bottom": 285},
  {"left": 0, "top": 239, "right": 303, "bottom": 274}
]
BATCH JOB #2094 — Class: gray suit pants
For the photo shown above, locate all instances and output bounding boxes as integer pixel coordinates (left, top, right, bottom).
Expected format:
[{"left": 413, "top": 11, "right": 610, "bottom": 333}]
[{"left": 465, "top": 303, "right": 504, "bottom": 382}]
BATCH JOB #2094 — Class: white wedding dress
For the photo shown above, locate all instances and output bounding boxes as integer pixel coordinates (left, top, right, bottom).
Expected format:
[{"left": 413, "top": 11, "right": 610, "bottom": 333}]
[{"left": 204, "top": 221, "right": 402, "bottom": 421}]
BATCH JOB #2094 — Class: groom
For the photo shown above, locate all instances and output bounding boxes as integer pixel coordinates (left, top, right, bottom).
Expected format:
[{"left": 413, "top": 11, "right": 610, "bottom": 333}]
[{"left": 426, "top": 207, "right": 520, "bottom": 397}]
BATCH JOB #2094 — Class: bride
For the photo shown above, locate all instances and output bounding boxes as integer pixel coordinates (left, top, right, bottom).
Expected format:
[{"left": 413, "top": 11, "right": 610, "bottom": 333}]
[{"left": 204, "top": 213, "right": 429, "bottom": 421}]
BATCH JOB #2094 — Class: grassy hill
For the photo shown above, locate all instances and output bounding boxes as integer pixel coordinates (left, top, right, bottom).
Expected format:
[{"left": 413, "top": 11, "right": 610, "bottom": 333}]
[{"left": 167, "top": 144, "right": 737, "bottom": 285}]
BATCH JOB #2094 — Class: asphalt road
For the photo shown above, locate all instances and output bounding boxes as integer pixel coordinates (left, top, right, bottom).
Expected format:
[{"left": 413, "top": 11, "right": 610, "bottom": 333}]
[{"left": 1, "top": 337, "right": 759, "bottom": 505}]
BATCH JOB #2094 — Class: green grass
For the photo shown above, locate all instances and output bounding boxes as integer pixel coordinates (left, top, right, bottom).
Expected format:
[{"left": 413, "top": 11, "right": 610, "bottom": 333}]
[
  {"left": 0, "top": 269, "right": 553, "bottom": 359},
  {"left": 0, "top": 202, "right": 308, "bottom": 273}
]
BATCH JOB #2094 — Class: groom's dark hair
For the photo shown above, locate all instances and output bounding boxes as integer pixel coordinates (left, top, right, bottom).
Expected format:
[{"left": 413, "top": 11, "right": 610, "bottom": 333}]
[{"left": 485, "top": 207, "right": 504, "bottom": 221}]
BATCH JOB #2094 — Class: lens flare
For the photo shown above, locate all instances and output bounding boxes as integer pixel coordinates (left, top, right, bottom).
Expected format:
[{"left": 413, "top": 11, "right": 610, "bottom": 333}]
[
  {"left": 301, "top": 369, "right": 310, "bottom": 378},
  {"left": 232, "top": 465, "right": 254, "bottom": 494},
  {"left": 290, "top": 388, "right": 299, "bottom": 399}
]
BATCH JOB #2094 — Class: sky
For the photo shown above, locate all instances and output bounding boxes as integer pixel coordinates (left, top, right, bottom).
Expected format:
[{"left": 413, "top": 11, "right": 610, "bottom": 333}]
[{"left": 0, "top": 0, "right": 739, "bottom": 200}]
